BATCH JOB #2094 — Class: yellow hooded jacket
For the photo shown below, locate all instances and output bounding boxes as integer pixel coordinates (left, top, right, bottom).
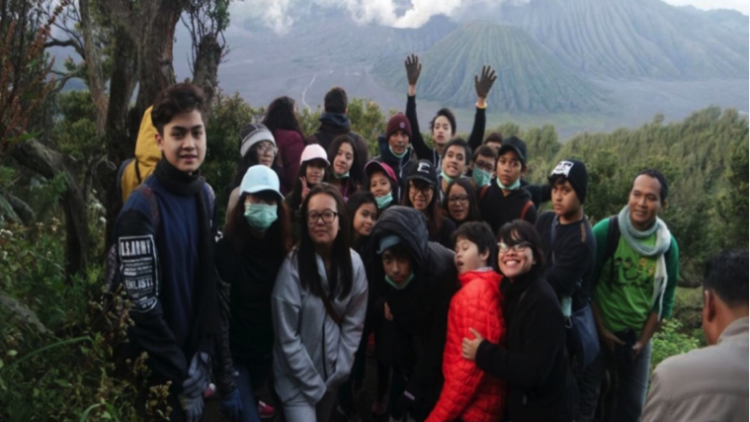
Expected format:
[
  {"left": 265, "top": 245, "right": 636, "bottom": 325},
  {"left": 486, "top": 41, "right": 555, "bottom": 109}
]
[{"left": 120, "top": 106, "right": 161, "bottom": 203}]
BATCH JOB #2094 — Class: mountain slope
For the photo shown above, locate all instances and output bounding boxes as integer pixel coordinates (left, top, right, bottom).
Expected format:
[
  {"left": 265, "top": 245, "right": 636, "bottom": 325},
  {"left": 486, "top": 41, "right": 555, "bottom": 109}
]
[
  {"left": 495, "top": 0, "right": 748, "bottom": 79},
  {"left": 372, "top": 22, "right": 608, "bottom": 113}
]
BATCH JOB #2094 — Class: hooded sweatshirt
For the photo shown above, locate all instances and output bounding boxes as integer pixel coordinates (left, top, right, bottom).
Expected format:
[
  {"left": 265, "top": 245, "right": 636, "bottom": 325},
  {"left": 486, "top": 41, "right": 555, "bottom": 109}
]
[
  {"left": 306, "top": 112, "right": 369, "bottom": 179},
  {"left": 271, "top": 249, "right": 368, "bottom": 404},
  {"left": 369, "top": 206, "right": 458, "bottom": 420},
  {"left": 426, "top": 269, "right": 507, "bottom": 422},
  {"left": 479, "top": 178, "right": 538, "bottom": 235}
]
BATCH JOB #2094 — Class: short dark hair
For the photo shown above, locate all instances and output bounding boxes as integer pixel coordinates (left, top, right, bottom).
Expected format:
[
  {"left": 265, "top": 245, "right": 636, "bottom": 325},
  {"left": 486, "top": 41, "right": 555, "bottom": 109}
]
[
  {"left": 324, "top": 87, "right": 348, "bottom": 114},
  {"left": 497, "top": 219, "right": 546, "bottom": 280},
  {"left": 442, "top": 138, "right": 471, "bottom": 164},
  {"left": 383, "top": 241, "right": 411, "bottom": 260},
  {"left": 430, "top": 108, "right": 457, "bottom": 135},
  {"left": 452, "top": 222, "right": 498, "bottom": 270},
  {"left": 151, "top": 83, "right": 207, "bottom": 135},
  {"left": 473, "top": 145, "right": 498, "bottom": 163},
  {"left": 484, "top": 132, "right": 503, "bottom": 145},
  {"left": 633, "top": 169, "right": 669, "bottom": 203},
  {"left": 703, "top": 249, "right": 748, "bottom": 308}
]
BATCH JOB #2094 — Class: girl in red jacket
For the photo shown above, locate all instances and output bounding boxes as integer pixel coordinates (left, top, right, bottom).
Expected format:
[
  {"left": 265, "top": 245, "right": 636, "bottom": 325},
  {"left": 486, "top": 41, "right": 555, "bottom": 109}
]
[{"left": 426, "top": 222, "right": 507, "bottom": 422}]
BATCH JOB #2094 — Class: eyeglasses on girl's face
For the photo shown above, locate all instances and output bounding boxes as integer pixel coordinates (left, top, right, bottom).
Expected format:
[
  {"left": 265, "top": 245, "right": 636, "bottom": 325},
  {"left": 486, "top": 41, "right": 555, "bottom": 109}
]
[
  {"left": 306, "top": 210, "right": 338, "bottom": 225},
  {"left": 497, "top": 241, "right": 531, "bottom": 254},
  {"left": 448, "top": 194, "right": 469, "bottom": 204}
]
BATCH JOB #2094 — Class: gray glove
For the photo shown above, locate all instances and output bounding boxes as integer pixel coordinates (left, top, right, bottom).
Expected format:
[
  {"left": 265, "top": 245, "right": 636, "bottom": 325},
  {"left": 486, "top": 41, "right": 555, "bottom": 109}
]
[
  {"left": 179, "top": 393, "right": 204, "bottom": 422},
  {"left": 182, "top": 352, "right": 211, "bottom": 399},
  {"left": 474, "top": 65, "right": 497, "bottom": 99},
  {"left": 405, "top": 54, "right": 422, "bottom": 86}
]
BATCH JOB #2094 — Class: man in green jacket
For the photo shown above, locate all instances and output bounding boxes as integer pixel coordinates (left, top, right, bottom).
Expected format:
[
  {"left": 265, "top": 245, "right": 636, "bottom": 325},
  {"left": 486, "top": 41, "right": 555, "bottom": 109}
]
[{"left": 590, "top": 169, "right": 679, "bottom": 422}]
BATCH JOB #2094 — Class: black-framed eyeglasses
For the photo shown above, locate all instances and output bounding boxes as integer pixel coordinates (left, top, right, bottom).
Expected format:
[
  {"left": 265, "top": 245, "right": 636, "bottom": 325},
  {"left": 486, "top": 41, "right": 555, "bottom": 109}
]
[
  {"left": 448, "top": 195, "right": 470, "bottom": 204},
  {"left": 497, "top": 241, "right": 531, "bottom": 254},
  {"left": 409, "top": 182, "right": 435, "bottom": 195},
  {"left": 307, "top": 210, "right": 338, "bottom": 225}
]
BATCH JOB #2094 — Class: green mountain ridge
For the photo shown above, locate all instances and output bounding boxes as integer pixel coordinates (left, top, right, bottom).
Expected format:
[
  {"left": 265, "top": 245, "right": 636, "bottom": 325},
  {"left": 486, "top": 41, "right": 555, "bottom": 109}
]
[
  {"left": 496, "top": 0, "right": 748, "bottom": 79},
  {"left": 372, "top": 22, "right": 609, "bottom": 113}
]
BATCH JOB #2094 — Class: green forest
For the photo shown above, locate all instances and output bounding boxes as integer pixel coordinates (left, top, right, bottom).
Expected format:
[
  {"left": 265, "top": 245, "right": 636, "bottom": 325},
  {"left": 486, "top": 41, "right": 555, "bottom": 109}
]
[{"left": 0, "top": 1, "right": 748, "bottom": 421}]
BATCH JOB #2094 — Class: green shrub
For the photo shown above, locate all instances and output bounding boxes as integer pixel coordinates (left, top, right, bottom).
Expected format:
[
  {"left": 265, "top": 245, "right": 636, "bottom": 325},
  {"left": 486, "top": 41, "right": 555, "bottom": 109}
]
[{"left": 650, "top": 318, "right": 701, "bottom": 373}]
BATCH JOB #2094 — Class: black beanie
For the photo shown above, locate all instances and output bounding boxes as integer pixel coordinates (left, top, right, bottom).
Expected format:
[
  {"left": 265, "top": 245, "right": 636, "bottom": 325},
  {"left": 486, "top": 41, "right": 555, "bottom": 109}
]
[{"left": 548, "top": 159, "right": 588, "bottom": 203}]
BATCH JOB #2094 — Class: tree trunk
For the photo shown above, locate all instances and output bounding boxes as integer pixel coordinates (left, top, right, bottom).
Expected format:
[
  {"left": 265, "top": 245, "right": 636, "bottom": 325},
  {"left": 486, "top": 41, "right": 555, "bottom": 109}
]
[
  {"left": 134, "top": 1, "right": 181, "bottom": 117},
  {"left": 11, "top": 138, "right": 89, "bottom": 281},
  {"left": 192, "top": 33, "right": 223, "bottom": 114},
  {"left": 102, "top": 27, "right": 137, "bottom": 251},
  {"left": 79, "top": 0, "right": 107, "bottom": 136}
]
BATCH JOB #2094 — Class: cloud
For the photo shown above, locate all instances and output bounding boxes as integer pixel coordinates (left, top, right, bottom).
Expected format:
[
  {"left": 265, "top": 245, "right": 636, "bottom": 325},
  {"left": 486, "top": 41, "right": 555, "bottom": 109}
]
[
  {"left": 661, "top": 0, "right": 748, "bottom": 15},
  {"left": 231, "top": 0, "right": 511, "bottom": 32}
]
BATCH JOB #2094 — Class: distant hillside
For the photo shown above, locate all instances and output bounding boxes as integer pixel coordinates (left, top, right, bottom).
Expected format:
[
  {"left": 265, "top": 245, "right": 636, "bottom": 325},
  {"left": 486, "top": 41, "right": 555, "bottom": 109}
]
[
  {"left": 494, "top": 0, "right": 748, "bottom": 79},
  {"left": 372, "top": 23, "right": 608, "bottom": 113}
]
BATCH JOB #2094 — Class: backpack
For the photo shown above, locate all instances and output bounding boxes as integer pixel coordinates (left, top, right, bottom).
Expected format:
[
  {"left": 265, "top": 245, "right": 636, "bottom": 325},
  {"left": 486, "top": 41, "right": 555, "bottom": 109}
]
[
  {"left": 479, "top": 184, "right": 534, "bottom": 220},
  {"left": 118, "top": 106, "right": 161, "bottom": 204},
  {"left": 603, "top": 215, "right": 673, "bottom": 285}
]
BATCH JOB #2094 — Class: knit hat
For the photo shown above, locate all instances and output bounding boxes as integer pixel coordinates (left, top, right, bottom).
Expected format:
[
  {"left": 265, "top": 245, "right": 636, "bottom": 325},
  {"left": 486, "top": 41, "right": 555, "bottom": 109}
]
[
  {"left": 497, "top": 136, "right": 527, "bottom": 166},
  {"left": 365, "top": 160, "right": 397, "bottom": 183},
  {"left": 239, "top": 123, "right": 275, "bottom": 158},
  {"left": 406, "top": 159, "right": 437, "bottom": 187},
  {"left": 386, "top": 113, "right": 412, "bottom": 140},
  {"left": 240, "top": 164, "right": 284, "bottom": 201},
  {"left": 548, "top": 159, "right": 588, "bottom": 203},
  {"left": 300, "top": 144, "right": 330, "bottom": 166}
]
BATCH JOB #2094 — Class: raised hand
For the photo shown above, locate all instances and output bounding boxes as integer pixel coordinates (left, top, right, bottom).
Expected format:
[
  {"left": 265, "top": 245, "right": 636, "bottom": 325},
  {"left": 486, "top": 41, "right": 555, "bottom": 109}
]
[
  {"left": 474, "top": 65, "right": 497, "bottom": 99},
  {"left": 405, "top": 54, "right": 422, "bottom": 86},
  {"left": 300, "top": 177, "right": 310, "bottom": 204}
]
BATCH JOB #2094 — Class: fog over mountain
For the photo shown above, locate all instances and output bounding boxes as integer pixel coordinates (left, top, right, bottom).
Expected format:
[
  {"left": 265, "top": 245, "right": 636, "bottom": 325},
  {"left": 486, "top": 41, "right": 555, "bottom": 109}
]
[{"left": 169, "top": 0, "right": 748, "bottom": 139}]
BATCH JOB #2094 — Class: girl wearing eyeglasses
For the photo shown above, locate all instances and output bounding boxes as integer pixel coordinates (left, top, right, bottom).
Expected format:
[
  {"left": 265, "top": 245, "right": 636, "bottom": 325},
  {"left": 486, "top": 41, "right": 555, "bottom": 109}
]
[
  {"left": 403, "top": 159, "right": 456, "bottom": 249},
  {"left": 442, "top": 178, "right": 482, "bottom": 228},
  {"left": 461, "top": 220, "right": 577, "bottom": 422},
  {"left": 271, "top": 184, "right": 368, "bottom": 422}
]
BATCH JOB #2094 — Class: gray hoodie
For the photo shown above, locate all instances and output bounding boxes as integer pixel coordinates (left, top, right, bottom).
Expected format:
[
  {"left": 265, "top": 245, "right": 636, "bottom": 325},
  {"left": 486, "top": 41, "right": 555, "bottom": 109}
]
[{"left": 271, "top": 248, "right": 368, "bottom": 404}]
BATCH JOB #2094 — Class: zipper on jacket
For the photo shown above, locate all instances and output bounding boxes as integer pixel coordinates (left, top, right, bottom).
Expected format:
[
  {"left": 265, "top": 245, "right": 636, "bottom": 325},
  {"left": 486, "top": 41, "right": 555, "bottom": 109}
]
[{"left": 321, "top": 319, "right": 328, "bottom": 380}]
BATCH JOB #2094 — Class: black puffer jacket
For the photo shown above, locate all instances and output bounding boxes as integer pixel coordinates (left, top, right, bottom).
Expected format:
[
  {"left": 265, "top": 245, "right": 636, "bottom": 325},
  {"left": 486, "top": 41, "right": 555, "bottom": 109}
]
[{"left": 369, "top": 206, "right": 458, "bottom": 420}]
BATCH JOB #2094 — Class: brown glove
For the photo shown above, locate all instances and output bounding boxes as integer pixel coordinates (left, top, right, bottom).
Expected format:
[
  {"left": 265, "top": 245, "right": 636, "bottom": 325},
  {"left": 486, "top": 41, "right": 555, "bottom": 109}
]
[
  {"left": 405, "top": 54, "right": 422, "bottom": 86},
  {"left": 474, "top": 65, "right": 497, "bottom": 99}
]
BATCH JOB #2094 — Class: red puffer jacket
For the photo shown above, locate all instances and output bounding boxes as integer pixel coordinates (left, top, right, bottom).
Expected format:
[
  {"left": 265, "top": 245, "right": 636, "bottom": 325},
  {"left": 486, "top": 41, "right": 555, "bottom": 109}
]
[{"left": 426, "top": 269, "right": 507, "bottom": 422}]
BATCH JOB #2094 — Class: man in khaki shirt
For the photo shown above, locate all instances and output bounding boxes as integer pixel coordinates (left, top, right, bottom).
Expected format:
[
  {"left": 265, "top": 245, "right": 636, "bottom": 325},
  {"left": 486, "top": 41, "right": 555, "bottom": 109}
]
[{"left": 642, "top": 249, "right": 748, "bottom": 422}]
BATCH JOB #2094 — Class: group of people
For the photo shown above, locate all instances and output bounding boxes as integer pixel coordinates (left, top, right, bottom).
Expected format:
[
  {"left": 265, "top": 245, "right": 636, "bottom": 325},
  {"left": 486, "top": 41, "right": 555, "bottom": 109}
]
[{"left": 113, "top": 55, "right": 748, "bottom": 422}]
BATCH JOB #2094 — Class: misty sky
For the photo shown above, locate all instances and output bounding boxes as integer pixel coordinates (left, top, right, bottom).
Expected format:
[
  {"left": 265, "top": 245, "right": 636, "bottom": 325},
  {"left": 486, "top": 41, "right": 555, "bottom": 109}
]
[{"left": 663, "top": 0, "right": 748, "bottom": 14}]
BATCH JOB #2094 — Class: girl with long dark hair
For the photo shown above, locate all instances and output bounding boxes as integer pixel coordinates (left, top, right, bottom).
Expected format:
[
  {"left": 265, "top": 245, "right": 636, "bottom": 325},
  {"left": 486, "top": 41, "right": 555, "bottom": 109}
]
[
  {"left": 215, "top": 165, "right": 291, "bottom": 422},
  {"left": 326, "top": 135, "right": 362, "bottom": 202},
  {"left": 271, "top": 184, "right": 368, "bottom": 422},
  {"left": 442, "top": 178, "right": 482, "bottom": 228},
  {"left": 263, "top": 96, "right": 306, "bottom": 195},
  {"left": 402, "top": 159, "right": 456, "bottom": 249}
]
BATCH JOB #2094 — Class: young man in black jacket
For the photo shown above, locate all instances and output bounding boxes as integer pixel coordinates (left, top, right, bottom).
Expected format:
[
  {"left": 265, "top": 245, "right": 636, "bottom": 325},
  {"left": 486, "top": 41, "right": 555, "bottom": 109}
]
[
  {"left": 370, "top": 206, "right": 458, "bottom": 422},
  {"left": 114, "top": 84, "right": 220, "bottom": 422},
  {"left": 305, "top": 87, "right": 369, "bottom": 177},
  {"left": 478, "top": 136, "right": 538, "bottom": 235},
  {"left": 535, "top": 159, "right": 598, "bottom": 422}
]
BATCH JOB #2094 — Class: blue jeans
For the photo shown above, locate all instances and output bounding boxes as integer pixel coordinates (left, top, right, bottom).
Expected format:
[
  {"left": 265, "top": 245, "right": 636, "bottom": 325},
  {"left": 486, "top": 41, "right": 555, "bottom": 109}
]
[
  {"left": 591, "top": 341, "right": 652, "bottom": 422},
  {"left": 235, "top": 362, "right": 262, "bottom": 422}
]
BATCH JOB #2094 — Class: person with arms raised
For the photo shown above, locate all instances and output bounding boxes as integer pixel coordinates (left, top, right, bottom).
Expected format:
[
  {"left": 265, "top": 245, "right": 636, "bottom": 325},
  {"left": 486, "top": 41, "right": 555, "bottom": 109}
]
[
  {"left": 404, "top": 54, "right": 497, "bottom": 170},
  {"left": 642, "top": 249, "right": 748, "bottom": 422},
  {"left": 271, "top": 184, "right": 368, "bottom": 422}
]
